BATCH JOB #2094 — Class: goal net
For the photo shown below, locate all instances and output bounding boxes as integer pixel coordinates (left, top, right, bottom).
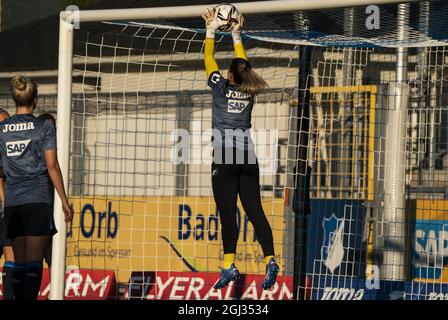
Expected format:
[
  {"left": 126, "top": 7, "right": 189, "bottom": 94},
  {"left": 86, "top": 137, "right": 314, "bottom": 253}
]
[{"left": 48, "top": 0, "right": 448, "bottom": 300}]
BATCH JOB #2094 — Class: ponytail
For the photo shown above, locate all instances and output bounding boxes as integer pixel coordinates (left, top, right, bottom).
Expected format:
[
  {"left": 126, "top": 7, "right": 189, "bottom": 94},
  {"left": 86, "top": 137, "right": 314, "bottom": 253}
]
[{"left": 229, "top": 58, "right": 268, "bottom": 96}]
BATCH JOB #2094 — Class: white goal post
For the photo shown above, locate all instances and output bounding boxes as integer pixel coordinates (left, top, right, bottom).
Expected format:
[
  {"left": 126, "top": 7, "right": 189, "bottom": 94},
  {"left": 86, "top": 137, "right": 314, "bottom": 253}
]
[{"left": 53, "top": 0, "right": 425, "bottom": 300}]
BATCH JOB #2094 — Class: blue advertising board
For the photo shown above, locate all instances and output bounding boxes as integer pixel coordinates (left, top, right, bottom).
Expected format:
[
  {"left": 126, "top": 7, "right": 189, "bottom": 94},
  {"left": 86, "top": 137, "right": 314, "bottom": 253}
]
[
  {"left": 306, "top": 199, "right": 368, "bottom": 279},
  {"left": 309, "top": 277, "right": 448, "bottom": 300}
]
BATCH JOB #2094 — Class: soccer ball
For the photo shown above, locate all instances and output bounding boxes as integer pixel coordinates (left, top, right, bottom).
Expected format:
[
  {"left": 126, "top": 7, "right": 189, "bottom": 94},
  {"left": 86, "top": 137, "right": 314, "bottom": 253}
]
[{"left": 214, "top": 3, "right": 240, "bottom": 32}]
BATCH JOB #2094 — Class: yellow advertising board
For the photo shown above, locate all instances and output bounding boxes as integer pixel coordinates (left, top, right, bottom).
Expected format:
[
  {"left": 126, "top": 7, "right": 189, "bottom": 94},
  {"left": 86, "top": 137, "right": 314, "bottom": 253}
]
[{"left": 66, "top": 196, "right": 286, "bottom": 283}]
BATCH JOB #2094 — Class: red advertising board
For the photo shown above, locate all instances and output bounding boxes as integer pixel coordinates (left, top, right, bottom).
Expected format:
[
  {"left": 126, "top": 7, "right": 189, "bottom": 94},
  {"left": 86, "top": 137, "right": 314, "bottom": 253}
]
[
  {"left": 125, "top": 271, "right": 293, "bottom": 300},
  {"left": 0, "top": 266, "right": 116, "bottom": 300},
  {"left": 1, "top": 268, "right": 292, "bottom": 300}
]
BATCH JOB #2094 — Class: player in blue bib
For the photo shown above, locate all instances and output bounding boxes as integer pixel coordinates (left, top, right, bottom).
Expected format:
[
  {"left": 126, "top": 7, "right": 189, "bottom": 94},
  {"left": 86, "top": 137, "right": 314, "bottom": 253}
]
[
  {"left": 0, "top": 75, "right": 73, "bottom": 300},
  {"left": 203, "top": 8, "right": 279, "bottom": 290}
]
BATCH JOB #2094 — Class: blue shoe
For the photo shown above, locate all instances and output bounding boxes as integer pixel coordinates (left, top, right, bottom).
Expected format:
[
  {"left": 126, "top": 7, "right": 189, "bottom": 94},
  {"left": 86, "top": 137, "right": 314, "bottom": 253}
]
[
  {"left": 262, "top": 258, "right": 279, "bottom": 290},
  {"left": 214, "top": 264, "right": 240, "bottom": 289}
]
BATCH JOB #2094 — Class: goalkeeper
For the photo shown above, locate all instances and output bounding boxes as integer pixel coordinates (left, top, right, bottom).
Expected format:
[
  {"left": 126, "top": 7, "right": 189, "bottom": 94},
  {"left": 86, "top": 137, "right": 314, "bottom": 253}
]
[{"left": 202, "top": 7, "right": 279, "bottom": 290}]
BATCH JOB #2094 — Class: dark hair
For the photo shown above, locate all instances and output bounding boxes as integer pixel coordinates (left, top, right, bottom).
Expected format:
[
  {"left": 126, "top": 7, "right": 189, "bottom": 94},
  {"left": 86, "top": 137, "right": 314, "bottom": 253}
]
[
  {"left": 38, "top": 112, "right": 56, "bottom": 126},
  {"left": 228, "top": 58, "right": 268, "bottom": 96},
  {"left": 10, "top": 74, "right": 38, "bottom": 108}
]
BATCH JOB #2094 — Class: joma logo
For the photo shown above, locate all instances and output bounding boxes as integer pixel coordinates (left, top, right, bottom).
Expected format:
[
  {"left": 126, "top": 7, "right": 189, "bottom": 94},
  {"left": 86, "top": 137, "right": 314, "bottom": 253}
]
[{"left": 3, "top": 122, "right": 35, "bottom": 133}]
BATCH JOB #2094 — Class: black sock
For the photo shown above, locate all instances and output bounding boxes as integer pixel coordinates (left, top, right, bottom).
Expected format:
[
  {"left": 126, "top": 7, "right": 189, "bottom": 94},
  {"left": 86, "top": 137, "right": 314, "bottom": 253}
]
[
  {"left": 2, "top": 261, "right": 15, "bottom": 300},
  {"left": 23, "top": 262, "right": 43, "bottom": 301},
  {"left": 12, "top": 264, "right": 26, "bottom": 301}
]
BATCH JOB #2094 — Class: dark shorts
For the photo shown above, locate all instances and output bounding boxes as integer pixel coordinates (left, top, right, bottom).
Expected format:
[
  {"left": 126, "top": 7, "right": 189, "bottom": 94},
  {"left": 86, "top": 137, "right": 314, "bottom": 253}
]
[{"left": 4, "top": 203, "right": 57, "bottom": 240}]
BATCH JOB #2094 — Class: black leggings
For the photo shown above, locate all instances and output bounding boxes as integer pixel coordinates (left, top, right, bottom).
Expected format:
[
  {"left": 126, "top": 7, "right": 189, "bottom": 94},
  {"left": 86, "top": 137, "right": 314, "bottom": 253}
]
[{"left": 211, "top": 151, "right": 275, "bottom": 257}]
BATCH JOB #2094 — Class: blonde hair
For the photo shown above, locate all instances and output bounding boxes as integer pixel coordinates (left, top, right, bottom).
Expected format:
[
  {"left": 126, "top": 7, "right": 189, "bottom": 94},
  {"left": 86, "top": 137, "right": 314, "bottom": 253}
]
[
  {"left": 229, "top": 58, "right": 268, "bottom": 96},
  {"left": 10, "top": 74, "right": 38, "bottom": 108}
]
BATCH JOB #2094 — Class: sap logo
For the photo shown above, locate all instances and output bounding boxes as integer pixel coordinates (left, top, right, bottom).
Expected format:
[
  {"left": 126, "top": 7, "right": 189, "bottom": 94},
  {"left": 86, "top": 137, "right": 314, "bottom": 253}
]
[
  {"left": 79, "top": 202, "right": 118, "bottom": 239},
  {"left": 178, "top": 204, "right": 257, "bottom": 242},
  {"left": 2, "top": 122, "right": 34, "bottom": 133},
  {"left": 6, "top": 139, "right": 31, "bottom": 157},
  {"left": 413, "top": 220, "right": 448, "bottom": 279},
  {"left": 210, "top": 73, "right": 222, "bottom": 84},
  {"left": 429, "top": 292, "right": 448, "bottom": 300},
  {"left": 228, "top": 99, "right": 250, "bottom": 113},
  {"left": 321, "top": 214, "right": 345, "bottom": 274}
]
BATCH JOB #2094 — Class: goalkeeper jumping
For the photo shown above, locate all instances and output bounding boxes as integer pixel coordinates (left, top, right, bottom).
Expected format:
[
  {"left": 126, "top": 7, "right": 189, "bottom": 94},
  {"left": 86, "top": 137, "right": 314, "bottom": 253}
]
[{"left": 202, "top": 7, "right": 279, "bottom": 290}]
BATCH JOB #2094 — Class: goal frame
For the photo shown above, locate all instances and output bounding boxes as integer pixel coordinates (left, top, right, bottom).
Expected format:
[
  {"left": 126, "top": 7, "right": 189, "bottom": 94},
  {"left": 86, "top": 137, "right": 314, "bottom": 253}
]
[{"left": 53, "top": 0, "right": 421, "bottom": 300}]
